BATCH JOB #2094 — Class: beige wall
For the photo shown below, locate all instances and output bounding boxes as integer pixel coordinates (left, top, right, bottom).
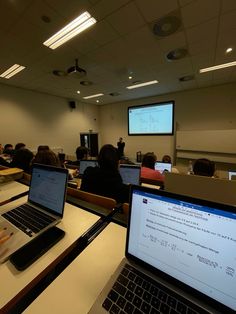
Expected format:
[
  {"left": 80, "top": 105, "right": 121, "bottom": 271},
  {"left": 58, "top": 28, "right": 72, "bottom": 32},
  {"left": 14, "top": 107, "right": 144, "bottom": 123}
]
[
  {"left": 99, "top": 82, "right": 236, "bottom": 165},
  {"left": 0, "top": 83, "right": 99, "bottom": 156}
]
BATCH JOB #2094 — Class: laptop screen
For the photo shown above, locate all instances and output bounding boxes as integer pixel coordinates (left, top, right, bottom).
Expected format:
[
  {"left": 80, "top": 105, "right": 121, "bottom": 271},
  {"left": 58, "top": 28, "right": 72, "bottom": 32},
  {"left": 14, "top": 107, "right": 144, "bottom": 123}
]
[
  {"left": 28, "top": 164, "right": 68, "bottom": 217},
  {"left": 228, "top": 170, "right": 236, "bottom": 180},
  {"left": 79, "top": 160, "right": 98, "bottom": 176},
  {"left": 154, "top": 161, "right": 172, "bottom": 173},
  {"left": 119, "top": 165, "right": 141, "bottom": 185},
  {"left": 127, "top": 186, "right": 236, "bottom": 311}
]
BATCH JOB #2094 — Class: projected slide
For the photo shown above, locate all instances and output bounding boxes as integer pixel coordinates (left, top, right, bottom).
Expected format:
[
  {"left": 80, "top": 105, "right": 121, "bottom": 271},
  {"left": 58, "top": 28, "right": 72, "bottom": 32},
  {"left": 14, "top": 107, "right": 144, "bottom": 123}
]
[{"left": 128, "top": 102, "right": 174, "bottom": 135}]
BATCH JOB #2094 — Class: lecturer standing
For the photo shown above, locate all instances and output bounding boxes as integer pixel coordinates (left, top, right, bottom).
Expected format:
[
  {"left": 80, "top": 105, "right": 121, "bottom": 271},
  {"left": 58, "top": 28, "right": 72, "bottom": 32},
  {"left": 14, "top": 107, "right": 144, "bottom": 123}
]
[{"left": 117, "top": 137, "right": 125, "bottom": 159}]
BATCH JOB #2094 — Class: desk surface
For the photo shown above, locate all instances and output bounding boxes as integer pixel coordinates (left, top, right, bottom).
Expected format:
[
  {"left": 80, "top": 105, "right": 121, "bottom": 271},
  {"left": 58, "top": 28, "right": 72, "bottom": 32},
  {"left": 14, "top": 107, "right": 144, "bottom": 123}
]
[
  {"left": 0, "top": 197, "right": 99, "bottom": 313},
  {"left": 0, "top": 180, "right": 29, "bottom": 203},
  {"left": 24, "top": 223, "right": 126, "bottom": 314}
]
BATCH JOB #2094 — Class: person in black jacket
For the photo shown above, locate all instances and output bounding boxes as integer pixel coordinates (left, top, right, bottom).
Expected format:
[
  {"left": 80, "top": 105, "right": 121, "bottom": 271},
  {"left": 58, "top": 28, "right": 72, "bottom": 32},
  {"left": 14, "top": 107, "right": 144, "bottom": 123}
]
[{"left": 80, "top": 144, "right": 129, "bottom": 203}]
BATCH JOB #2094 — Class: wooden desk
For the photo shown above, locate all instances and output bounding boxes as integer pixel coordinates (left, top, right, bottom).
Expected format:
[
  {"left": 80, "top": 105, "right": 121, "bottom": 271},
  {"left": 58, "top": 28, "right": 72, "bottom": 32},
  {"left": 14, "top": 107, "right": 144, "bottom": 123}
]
[
  {"left": 0, "top": 181, "right": 29, "bottom": 203},
  {"left": 24, "top": 223, "right": 126, "bottom": 314},
  {"left": 0, "top": 197, "right": 99, "bottom": 313}
]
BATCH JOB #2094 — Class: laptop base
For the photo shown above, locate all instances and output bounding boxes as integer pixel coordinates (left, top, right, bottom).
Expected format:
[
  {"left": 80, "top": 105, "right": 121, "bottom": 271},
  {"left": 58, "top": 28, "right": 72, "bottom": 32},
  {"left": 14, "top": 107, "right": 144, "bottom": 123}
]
[{"left": 10, "top": 227, "right": 65, "bottom": 271}]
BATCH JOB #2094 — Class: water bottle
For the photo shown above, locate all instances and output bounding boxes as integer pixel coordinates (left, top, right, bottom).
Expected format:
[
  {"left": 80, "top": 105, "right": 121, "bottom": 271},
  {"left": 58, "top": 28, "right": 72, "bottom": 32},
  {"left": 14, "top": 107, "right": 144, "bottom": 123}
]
[{"left": 187, "top": 160, "right": 193, "bottom": 175}]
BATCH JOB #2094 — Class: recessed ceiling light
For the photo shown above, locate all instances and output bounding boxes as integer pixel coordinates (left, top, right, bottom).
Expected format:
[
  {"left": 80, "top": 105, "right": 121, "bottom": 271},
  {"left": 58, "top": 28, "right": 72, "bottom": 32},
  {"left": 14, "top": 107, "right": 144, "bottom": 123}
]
[
  {"left": 199, "top": 61, "right": 236, "bottom": 73},
  {"left": 43, "top": 11, "right": 96, "bottom": 49},
  {"left": 226, "top": 47, "right": 233, "bottom": 53},
  {"left": 0, "top": 64, "right": 25, "bottom": 79},
  {"left": 83, "top": 93, "right": 104, "bottom": 99},
  {"left": 96, "top": 100, "right": 99, "bottom": 103},
  {"left": 128, "top": 76, "right": 132, "bottom": 79},
  {"left": 126, "top": 80, "right": 158, "bottom": 89},
  {"left": 77, "top": 90, "right": 81, "bottom": 94}
]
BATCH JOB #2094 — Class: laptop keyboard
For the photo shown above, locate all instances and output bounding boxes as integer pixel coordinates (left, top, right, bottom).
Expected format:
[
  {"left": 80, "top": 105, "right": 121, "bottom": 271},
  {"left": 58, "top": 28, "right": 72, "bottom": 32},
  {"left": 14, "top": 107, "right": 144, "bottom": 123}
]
[
  {"left": 102, "top": 263, "right": 209, "bottom": 314},
  {"left": 2, "top": 204, "right": 56, "bottom": 237}
]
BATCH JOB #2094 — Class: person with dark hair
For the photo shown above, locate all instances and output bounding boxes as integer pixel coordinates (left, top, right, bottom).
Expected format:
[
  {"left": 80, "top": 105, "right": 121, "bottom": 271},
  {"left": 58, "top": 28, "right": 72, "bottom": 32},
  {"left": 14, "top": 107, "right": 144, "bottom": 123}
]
[
  {"left": 37, "top": 145, "right": 50, "bottom": 152},
  {"left": 80, "top": 144, "right": 129, "bottom": 203},
  {"left": 141, "top": 152, "right": 164, "bottom": 181},
  {"left": 3, "top": 144, "right": 14, "bottom": 155},
  {"left": 193, "top": 158, "right": 215, "bottom": 177},
  {"left": 117, "top": 137, "right": 125, "bottom": 159},
  {"left": 15, "top": 143, "right": 26, "bottom": 150},
  {"left": 10, "top": 148, "right": 34, "bottom": 173},
  {"left": 162, "top": 154, "right": 171, "bottom": 163},
  {"left": 33, "top": 149, "right": 61, "bottom": 167}
]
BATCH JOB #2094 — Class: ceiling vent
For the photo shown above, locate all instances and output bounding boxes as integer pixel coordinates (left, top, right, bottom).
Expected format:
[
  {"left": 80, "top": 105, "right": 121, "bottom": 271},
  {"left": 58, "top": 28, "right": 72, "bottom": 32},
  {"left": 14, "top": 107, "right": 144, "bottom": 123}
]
[
  {"left": 166, "top": 48, "right": 188, "bottom": 61},
  {"left": 109, "top": 92, "right": 120, "bottom": 96},
  {"left": 153, "top": 15, "right": 181, "bottom": 37},
  {"left": 179, "top": 75, "right": 195, "bottom": 82},
  {"left": 80, "top": 80, "right": 93, "bottom": 86}
]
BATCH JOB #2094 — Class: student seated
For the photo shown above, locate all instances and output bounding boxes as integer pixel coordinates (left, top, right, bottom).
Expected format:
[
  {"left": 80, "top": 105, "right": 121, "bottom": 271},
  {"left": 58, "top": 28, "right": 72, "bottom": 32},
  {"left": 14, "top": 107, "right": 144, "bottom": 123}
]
[
  {"left": 37, "top": 145, "right": 50, "bottom": 152},
  {"left": 70, "top": 146, "right": 90, "bottom": 166},
  {"left": 33, "top": 149, "right": 61, "bottom": 167},
  {"left": 3, "top": 144, "right": 14, "bottom": 155},
  {"left": 193, "top": 158, "right": 215, "bottom": 177},
  {"left": 10, "top": 148, "right": 34, "bottom": 174},
  {"left": 141, "top": 152, "right": 164, "bottom": 181},
  {"left": 80, "top": 144, "right": 129, "bottom": 203},
  {"left": 15, "top": 143, "right": 26, "bottom": 151},
  {"left": 162, "top": 154, "right": 179, "bottom": 174}
]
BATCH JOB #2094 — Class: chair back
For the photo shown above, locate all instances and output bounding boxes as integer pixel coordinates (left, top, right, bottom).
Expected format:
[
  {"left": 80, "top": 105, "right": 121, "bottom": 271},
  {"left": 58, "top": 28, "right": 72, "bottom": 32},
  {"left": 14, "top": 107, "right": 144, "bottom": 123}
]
[{"left": 67, "top": 187, "right": 116, "bottom": 210}]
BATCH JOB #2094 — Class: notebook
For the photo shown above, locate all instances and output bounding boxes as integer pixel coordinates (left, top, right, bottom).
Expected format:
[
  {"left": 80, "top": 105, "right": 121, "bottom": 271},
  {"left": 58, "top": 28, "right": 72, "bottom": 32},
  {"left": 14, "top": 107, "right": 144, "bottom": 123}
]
[
  {"left": 154, "top": 161, "right": 172, "bottom": 173},
  {"left": 228, "top": 170, "right": 236, "bottom": 180},
  {"left": 119, "top": 164, "right": 141, "bottom": 185},
  {"left": 79, "top": 160, "right": 98, "bottom": 177},
  {"left": 89, "top": 185, "right": 236, "bottom": 313},
  {"left": 0, "top": 163, "right": 68, "bottom": 263}
]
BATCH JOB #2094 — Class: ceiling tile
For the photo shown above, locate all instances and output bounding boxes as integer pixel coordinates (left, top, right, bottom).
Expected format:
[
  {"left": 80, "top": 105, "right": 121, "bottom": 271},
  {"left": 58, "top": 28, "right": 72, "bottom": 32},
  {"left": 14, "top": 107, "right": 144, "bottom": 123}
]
[
  {"left": 181, "top": 0, "right": 220, "bottom": 28},
  {"left": 135, "top": 0, "right": 178, "bottom": 23}
]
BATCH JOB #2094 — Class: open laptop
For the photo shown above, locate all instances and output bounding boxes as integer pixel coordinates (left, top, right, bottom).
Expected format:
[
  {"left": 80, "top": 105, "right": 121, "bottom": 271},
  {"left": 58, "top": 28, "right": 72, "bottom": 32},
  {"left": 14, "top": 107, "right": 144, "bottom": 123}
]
[
  {"left": 119, "top": 164, "right": 141, "bottom": 185},
  {"left": 89, "top": 185, "right": 236, "bottom": 313},
  {"left": 0, "top": 163, "right": 68, "bottom": 263},
  {"left": 79, "top": 160, "right": 98, "bottom": 177},
  {"left": 155, "top": 161, "right": 172, "bottom": 173},
  {"left": 228, "top": 170, "right": 236, "bottom": 180}
]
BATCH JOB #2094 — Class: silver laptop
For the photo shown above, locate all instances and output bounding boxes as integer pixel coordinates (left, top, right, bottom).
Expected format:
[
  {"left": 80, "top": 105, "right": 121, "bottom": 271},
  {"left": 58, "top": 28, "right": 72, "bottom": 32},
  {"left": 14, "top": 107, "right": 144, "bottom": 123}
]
[
  {"left": 79, "top": 160, "right": 98, "bottom": 177},
  {"left": 155, "top": 161, "right": 172, "bottom": 173},
  {"left": 228, "top": 170, "right": 236, "bottom": 180},
  {"left": 0, "top": 163, "right": 68, "bottom": 263},
  {"left": 89, "top": 185, "right": 236, "bottom": 313},
  {"left": 119, "top": 164, "right": 141, "bottom": 185}
]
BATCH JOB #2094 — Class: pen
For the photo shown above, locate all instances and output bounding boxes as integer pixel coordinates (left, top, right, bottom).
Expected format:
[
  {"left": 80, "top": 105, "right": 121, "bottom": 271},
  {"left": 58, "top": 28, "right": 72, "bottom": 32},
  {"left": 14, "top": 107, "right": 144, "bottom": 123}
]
[{"left": 0, "top": 232, "right": 14, "bottom": 244}]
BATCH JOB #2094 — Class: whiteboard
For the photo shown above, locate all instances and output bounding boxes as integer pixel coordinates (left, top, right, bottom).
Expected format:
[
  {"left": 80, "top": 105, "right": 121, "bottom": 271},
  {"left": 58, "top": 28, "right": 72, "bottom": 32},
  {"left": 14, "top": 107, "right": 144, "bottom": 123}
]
[{"left": 176, "top": 130, "right": 236, "bottom": 154}]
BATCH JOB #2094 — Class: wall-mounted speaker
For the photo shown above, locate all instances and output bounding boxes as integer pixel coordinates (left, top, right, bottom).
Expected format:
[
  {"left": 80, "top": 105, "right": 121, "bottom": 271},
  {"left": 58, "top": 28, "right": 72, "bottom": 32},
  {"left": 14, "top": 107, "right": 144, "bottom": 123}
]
[{"left": 69, "top": 101, "right": 76, "bottom": 109}]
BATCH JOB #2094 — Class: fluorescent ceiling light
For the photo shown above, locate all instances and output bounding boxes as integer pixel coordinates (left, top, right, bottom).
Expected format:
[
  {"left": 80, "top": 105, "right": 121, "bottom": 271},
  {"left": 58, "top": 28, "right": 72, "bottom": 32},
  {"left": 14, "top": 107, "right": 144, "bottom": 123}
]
[
  {"left": 199, "top": 61, "right": 236, "bottom": 73},
  {"left": 43, "top": 12, "right": 96, "bottom": 50},
  {"left": 83, "top": 93, "right": 104, "bottom": 99},
  {"left": 126, "top": 80, "right": 159, "bottom": 89},
  {"left": 0, "top": 64, "right": 25, "bottom": 79}
]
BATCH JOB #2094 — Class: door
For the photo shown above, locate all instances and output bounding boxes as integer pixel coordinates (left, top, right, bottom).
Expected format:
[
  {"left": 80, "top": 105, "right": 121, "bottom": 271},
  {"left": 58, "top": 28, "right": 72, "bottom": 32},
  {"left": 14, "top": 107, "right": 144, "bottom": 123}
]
[{"left": 80, "top": 133, "right": 99, "bottom": 157}]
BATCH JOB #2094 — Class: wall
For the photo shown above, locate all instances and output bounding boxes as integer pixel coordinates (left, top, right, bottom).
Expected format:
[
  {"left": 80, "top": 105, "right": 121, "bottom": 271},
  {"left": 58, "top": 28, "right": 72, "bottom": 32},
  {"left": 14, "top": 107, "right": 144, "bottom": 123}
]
[
  {"left": 99, "top": 82, "right": 236, "bottom": 167},
  {"left": 0, "top": 83, "right": 99, "bottom": 156}
]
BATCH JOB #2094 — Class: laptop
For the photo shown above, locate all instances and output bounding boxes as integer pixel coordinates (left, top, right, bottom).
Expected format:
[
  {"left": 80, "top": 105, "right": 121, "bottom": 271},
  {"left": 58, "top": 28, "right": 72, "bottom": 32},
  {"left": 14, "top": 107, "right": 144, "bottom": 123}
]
[
  {"left": 228, "top": 170, "right": 236, "bottom": 180},
  {"left": 0, "top": 163, "right": 68, "bottom": 263},
  {"left": 119, "top": 164, "right": 141, "bottom": 185},
  {"left": 79, "top": 160, "right": 98, "bottom": 177},
  {"left": 155, "top": 161, "right": 172, "bottom": 174},
  {"left": 89, "top": 185, "right": 236, "bottom": 313}
]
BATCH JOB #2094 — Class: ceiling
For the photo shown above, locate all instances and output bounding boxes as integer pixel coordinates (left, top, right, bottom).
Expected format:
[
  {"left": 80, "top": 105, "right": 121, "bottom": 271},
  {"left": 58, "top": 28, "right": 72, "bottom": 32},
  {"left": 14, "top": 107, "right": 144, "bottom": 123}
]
[{"left": 1, "top": 0, "right": 236, "bottom": 105}]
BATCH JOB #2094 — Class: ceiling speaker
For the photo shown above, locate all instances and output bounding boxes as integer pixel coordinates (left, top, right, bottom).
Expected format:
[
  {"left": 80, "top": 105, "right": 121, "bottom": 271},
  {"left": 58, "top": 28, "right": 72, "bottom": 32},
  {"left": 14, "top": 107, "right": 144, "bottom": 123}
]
[{"left": 69, "top": 101, "right": 76, "bottom": 109}]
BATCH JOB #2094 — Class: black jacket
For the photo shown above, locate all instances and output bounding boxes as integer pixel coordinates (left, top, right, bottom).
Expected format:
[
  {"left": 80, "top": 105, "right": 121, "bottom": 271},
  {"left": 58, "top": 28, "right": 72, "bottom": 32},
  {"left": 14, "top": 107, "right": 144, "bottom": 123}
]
[{"left": 80, "top": 166, "right": 129, "bottom": 203}]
